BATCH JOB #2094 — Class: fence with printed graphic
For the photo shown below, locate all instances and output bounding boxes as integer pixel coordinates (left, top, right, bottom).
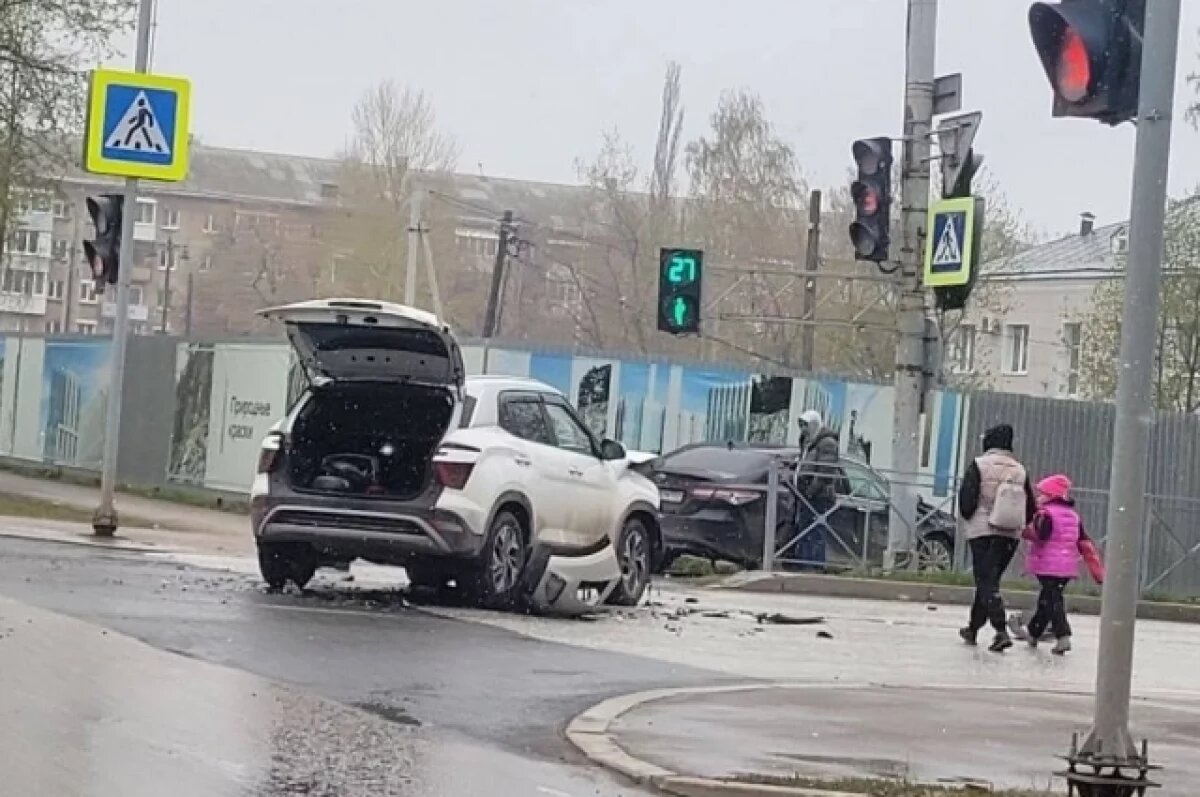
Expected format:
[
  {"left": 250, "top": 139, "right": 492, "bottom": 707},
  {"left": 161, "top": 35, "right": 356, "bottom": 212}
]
[{"left": 0, "top": 330, "right": 1199, "bottom": 596}]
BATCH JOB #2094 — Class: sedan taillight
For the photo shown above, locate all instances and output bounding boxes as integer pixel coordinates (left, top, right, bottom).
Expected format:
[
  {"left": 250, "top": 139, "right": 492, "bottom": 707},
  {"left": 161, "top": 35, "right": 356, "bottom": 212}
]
[
  {"left": 257, "top": 432, "right": 285, "bottom": 475},
  {"left": 690, "top": 487, "right": 762, "bottom": 506}
]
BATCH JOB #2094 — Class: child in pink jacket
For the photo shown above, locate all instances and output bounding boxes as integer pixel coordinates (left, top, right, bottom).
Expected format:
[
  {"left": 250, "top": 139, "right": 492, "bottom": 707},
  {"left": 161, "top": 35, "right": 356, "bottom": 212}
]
[{"left": 1012, "top": 474, "right": 1099, "bottom": 655}]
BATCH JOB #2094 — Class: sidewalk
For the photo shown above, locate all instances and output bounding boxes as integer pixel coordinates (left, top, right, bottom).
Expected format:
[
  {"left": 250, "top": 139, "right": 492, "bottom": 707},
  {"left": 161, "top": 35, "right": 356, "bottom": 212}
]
[
  {"left": 0, "top": 594, "right": 417, "bottom": 796},
  {"left": 0, "top": 470, "right": 252, "bottom": 556},
  {"left": 570, "top": 683, "right": 1200, "bottom": 796}
]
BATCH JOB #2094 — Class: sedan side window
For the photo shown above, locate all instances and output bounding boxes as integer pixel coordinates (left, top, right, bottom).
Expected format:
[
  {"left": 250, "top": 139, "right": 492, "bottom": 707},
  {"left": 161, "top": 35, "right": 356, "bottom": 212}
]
[
  {"left": 499, "top": 398, "right": 552, "bottom": 445},
  {"left": 543, "top": 401, "right": 597, "bottom": 456},
  {"left": 841, "top": 463, "right": 888, "bottom": 501}
]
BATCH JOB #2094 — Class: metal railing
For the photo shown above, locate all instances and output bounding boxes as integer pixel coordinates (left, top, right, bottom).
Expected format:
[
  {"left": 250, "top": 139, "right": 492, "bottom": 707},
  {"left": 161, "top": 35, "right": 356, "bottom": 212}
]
[{"left": 758, "top": 461, "right": 1200, "bottom": 600}]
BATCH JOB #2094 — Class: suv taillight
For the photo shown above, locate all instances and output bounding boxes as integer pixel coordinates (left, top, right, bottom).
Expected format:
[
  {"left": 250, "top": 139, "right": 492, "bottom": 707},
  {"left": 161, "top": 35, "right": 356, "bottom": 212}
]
[
  {"left": 257, "top": 432, "right": 285, "bottom": 474},
  {"left": 433, "top": 444, "right": 479, "bottom": 490},
  {"left": 434, "top": 461, "right": 475, "bottom": 490}
]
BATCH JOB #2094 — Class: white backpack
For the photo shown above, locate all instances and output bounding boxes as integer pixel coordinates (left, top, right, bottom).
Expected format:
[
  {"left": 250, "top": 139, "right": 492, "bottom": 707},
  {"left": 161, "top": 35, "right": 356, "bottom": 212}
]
[{"left": 988, "top": 471, "right": 1027, "bottom": 531}]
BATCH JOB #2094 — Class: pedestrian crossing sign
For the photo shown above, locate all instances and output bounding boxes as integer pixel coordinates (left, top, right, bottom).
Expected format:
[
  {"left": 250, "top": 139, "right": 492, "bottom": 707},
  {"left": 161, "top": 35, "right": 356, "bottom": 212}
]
[
  {"left": 84, "top": 69, "right": 192, "bottom": 182},
  {"left": 923, "top": 196, "right": 978, "bottom": 288}
]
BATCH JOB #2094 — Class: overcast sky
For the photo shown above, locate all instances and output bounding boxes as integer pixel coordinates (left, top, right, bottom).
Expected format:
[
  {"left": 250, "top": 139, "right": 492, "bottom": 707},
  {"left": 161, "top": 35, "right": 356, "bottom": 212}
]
[{"left": 123, "top": 0, "right": 1200, "bottom": 236}]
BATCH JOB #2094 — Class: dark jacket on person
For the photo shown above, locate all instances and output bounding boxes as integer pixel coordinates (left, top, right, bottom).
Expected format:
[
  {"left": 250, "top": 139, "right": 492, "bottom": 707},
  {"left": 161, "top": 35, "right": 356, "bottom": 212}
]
[
  {"left": 957, "top": 423, "right": 1036, "bottom": 538},
  {"left": 796, "top": 427, "right": 845, "bottom": 502}
]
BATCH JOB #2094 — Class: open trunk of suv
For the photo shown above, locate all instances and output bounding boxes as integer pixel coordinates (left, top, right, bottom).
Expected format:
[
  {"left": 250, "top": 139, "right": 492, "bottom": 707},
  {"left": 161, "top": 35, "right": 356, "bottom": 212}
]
[
  {"left": 288, "top": 382, "right": 455, "bottom": 499},
  {"left": 258, "top": 299, "right": 467, "bottom": 501}
]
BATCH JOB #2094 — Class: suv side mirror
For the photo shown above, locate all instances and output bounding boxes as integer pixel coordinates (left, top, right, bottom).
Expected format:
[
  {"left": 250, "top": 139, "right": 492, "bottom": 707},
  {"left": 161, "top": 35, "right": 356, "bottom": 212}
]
[{"left": 600, "top": 439, "right": 626, "bottom": 461}]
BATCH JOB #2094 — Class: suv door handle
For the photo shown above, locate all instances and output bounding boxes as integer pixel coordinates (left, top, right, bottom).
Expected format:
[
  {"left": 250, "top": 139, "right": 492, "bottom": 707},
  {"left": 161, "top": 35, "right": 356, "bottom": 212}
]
[
  {"left": 568, "top": 467, "right": 584, "bottom": 477},
  {"left": 514, "top": 456, "right": 532, "bottom": 467}
]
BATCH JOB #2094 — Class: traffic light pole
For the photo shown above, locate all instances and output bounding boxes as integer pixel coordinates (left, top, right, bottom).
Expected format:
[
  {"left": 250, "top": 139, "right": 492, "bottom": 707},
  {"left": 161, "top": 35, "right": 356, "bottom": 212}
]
[
  {"left": 1076, "top": 0, "right": 1181, "bottom": 777},
  {"left": 92, "top": 0, "right": 153, "bottom": 537},
  {"left": 885, "top": 0, "right": 937, "bottom": 570}
]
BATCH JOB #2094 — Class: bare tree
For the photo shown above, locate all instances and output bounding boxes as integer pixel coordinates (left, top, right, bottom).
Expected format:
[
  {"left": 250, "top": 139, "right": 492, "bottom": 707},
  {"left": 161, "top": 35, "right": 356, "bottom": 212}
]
[
  {"left": 329, "top": 81, "right": 459, "bottom": 298},
  {"left": 0, "top": 0, "right": 132, "bottom": 291},
  {"left": 684, "top": 88, "right": 808, "bottom": 367},
  {"left": 1080, "top": 194, "right": 1200, "bottom": 412}
]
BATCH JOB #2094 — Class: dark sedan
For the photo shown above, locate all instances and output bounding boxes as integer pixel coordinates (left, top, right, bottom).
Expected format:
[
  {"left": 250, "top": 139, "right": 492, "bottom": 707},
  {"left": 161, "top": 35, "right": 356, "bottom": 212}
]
[{"left": 644, "top": 443, "right": 957, "bottom": 572}]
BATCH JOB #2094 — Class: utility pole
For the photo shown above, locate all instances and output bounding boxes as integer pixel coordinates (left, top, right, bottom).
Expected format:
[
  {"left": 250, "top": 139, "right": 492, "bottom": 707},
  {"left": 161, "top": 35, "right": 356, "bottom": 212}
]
[
  {"left": 1073, "top": 0, "right": 1181, "bottom": 785},
  {"left": 421, "top": 229, "right": 443, "bottom": 319},
  {"left": 92, "top": 0, "right": 153, "bottom": 536},
  {"left": 885, "top": 0, "right": 937, "bottom": 570},
  {"left": 799, "top": 189, "right": 822, "bottom": 371},
  {"left": 159, "top": 237, "right": 174, "bottom": 334},
  {"left": 184, "top": 271, "right": 194, "bottom": 337},
  {"left": 480, "top": 211, "right": 513, "bottom": 374},
  {"left": 482, "top": 210, "right": 513, "bottom": 339},
  {"left": 404, "top": 187, "right": 423, "bottom": 304}
]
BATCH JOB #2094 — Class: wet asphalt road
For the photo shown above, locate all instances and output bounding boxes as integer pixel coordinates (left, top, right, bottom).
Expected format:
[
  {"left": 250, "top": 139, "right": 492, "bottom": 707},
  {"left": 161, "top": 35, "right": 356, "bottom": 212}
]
[{"left": 0, "top": 536, "right": 736, "bottom": 796}]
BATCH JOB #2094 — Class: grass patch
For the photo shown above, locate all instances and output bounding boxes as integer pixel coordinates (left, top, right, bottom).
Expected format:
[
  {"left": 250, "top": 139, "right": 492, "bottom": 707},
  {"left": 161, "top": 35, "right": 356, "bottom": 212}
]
[
  {"left": 0, "top": 491, "right": 156, "bottom": 528},
  {"left": 731, "top": 773, "right": 1055, "bottom": 795},
  {"left": 0, "top": 458, "right": 249, "bottom": 515}
]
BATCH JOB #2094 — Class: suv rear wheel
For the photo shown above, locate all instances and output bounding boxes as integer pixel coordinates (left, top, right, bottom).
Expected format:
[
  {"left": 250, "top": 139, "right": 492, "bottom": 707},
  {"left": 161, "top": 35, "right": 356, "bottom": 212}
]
[
  {"left": 463, "top": 509, "right": 528, "bottom": 610},
  {"left": 258, "top": 542, "right": 318, "bottom": 590}
]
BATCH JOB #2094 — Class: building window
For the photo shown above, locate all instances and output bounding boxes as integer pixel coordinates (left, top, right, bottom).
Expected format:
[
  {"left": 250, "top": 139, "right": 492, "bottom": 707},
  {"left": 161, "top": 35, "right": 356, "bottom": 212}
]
[
  {"left": 1004, "top": 324, "right": 1030, "bottom": 375},
  {"left": 1063, "top": 322, "right": 1082, "bottom": 396},
  {"left": 29, "top": 194, "right": 51, "bottom": 214},
  {"left": 2, "top": 269, "right": 44, "bottom": 296},
  {"left": 80, "top": 280, "right": 100, "bottom": 304},
  {"left": 203, "top": 213, "right": 217, "bottom": 233},
  {"left": 320, "top": 182, "right": 339, "bottom": 199},
  {"left": 48, "top": 280, "right": 65, "bottom": 300},
  {"left": 52, "top": 200, "right": 70, "bottom": 220},
  {"left": 951, "top": 323, "right": 976, "bottom": 374},
  {"left": 128, "top": 285, "right": 144, "bottom": 306},
  {"left": 200, "top": 254, "right": 212, "bottom": 272},
  {"left": 454, "top": 229, "right": 499, "bottom": 260},
  {"left": 52, "top": 238, "right": 69, "bottom": 261},
  {"left": 46, "top": 320, "right": 62, "bottom": 334},
  {"left": 162, "top": 208, "right": 181, "bottom": 230},
  {"left": 77, "top": 320, "right": 97, "bottom": 335},
  {"left": 136, "top": 200, "right": 156, "bottom": 225},
  {"left": 9, "top": 228, "right": 41, "bottom": 255}
]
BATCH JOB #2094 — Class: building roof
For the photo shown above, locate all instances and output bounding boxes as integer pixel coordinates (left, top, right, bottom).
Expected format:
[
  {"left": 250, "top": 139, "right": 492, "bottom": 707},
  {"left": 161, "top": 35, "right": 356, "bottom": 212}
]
[
  {"left": 59, "top": 142, "right": 612, "bottom": 233},
  {"left": 985, "top": 219, "right": 1126, "bottom": 280}
]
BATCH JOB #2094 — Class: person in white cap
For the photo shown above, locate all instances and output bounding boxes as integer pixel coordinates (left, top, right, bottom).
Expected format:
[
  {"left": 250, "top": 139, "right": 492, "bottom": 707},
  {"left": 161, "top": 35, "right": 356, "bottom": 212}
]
[{"left": 791, "top": 410, "right": 841, "bottom": 570}]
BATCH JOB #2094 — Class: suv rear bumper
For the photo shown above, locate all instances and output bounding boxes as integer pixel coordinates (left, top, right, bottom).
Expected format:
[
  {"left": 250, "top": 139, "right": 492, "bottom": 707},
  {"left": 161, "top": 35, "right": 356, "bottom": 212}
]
[{"left": 252, "top": 496, "right": 485, "bottom": 562}]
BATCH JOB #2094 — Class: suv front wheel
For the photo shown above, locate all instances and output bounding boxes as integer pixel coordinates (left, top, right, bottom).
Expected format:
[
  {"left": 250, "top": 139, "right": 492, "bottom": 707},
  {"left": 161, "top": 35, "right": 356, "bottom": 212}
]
[{"left": 607, "top": 515, "right": 652, "bottom": 606}]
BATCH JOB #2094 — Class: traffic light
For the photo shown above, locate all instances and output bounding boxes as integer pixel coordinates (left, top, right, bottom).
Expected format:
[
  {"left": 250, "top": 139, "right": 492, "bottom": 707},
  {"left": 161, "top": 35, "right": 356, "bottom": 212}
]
[
  {"left": 82, "top": 194, "right": 124, "bottom": 292},
  {"left": 1028, "top": 0, "right": 1144, "bottom": 125},
  {"left": 657, "top": 247, "right": 702, "bottom": 335},
  {"left": 849, "top": 137, "right": 893, "bottom": 263}
]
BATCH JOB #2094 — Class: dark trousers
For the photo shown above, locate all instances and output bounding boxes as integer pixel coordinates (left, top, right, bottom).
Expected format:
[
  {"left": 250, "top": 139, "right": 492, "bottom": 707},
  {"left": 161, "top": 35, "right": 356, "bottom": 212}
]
[
  {"left": 794, "top": 497, "right": 830, "bottom": 569},
  {"left": 968, "top": 536, "right": 1019, "bottom": 633},
  {"left": 1028, "top": 576, "right": 1072, "bottom": 640}
]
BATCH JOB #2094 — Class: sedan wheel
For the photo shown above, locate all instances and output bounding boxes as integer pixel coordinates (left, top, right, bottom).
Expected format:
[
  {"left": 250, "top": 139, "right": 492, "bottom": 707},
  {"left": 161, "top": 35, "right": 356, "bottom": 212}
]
[
  {"left": 607, "top": 516, "right": 652, "bottom": 606},
  {"left": 916, "top": 535, "right": 953, "bottom": 573},
  {"left": 465, "top": 510, "right": 528, "bottom": 610},
  {"left": 489, "top": 518, "right": 526, "bottom": 596}
]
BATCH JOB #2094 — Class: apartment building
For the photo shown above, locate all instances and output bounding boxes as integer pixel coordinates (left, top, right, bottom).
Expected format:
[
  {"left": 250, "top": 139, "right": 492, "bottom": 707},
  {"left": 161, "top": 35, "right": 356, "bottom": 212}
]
[{"left": 947, "top": 212, "right": 1124, "bottom": 398}]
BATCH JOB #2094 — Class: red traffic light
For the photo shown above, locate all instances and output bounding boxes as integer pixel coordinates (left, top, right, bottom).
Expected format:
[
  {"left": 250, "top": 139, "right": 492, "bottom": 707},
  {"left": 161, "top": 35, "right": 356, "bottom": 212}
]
[
  {"left": 1056, "top": 26, "right": 1092, "bottom": 101},
  {"left": 851, "top": 181, "right": 881, "bottom": 216}
]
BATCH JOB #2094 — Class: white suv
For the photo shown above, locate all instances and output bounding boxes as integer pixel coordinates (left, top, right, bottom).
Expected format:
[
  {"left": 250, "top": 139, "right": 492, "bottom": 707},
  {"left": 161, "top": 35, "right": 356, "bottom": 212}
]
[{"left": 250, "top": 299, "right": 660, "bottom": 613}]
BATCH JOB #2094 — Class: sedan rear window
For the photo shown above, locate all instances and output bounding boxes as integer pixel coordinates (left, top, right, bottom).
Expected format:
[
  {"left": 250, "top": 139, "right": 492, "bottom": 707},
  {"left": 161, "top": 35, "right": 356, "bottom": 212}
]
[{"left": 658, "top": 446, "right": 774, "bottom": 478}]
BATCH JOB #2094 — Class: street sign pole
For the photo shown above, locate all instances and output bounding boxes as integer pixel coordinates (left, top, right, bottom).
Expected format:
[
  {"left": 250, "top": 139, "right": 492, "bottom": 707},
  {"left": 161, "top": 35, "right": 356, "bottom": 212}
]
[
  {"left": 92, "top": 0, "right": 154, "bottom": 536},
  {"left": 1075, "top": 0, "right": 1181, "bottom": 779},
  {"left": 887, "top": 0, "right": 937, "bottom": 571}
]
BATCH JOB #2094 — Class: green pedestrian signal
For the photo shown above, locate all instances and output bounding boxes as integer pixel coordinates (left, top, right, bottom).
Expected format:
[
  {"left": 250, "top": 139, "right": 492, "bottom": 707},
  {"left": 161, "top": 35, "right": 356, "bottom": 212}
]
[{"left": 658, "top": 247, "right": 702, "bottom": 335}]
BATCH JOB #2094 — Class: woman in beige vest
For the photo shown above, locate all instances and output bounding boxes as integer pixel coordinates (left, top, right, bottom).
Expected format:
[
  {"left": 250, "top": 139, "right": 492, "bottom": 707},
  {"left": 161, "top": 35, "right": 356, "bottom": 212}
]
[{"left": 956, "top": 423, "right": 1036, "bottom": 652}]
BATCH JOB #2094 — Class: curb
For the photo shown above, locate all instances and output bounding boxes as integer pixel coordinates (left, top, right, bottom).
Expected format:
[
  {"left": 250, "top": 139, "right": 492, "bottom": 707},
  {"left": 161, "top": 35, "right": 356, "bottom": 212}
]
[
  {"left": 718, "top": 571, "right": 1200, "bottom": 625},
  {"left": 567, "top": 682, "right": 1200, "bottom": 797},
  {"left": 566, "top": 682, "right": 862, "bottom": 797},
  {"left": 0, "top": 526, "right": 167, "bottom": 555}
]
